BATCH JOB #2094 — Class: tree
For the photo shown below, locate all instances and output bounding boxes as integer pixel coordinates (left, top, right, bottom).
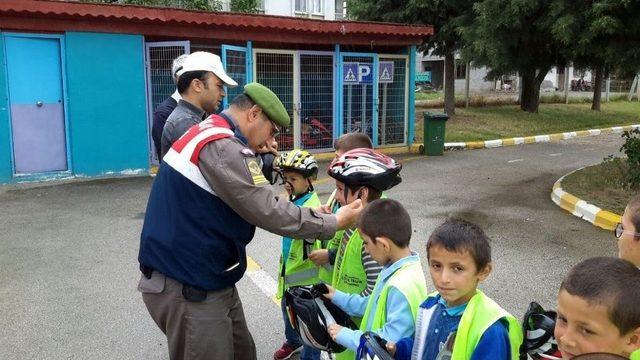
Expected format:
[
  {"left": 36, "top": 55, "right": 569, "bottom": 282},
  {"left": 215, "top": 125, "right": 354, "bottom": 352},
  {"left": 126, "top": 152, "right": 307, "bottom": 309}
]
[
  {"left": 230, "top": 0, "right": 260, "bottom": 13},
  {"left": 77, "top": 0, "right": 222, "bottom": 11},
  {"left": 553, "top": 0, "right": 640, "bottom": 111},
  {"left": 460, "top": 0, "right": 568, "bottom": 113},
  {"left": 347, "top": 0, "right": 476, "bottom": 116}
]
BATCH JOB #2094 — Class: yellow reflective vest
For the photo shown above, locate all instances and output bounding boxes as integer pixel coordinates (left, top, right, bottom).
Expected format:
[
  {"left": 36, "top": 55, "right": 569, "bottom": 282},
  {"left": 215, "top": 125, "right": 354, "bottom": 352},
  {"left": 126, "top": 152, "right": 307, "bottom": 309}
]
[
  {"left": 360, "top": 257, "right": 428, "bottom": 333},
  {"left": 411, "top": 290, "right": 523, "bottom": 360},
  {"left": 276, "top": 192, "right": 322, "bottom": 298}
]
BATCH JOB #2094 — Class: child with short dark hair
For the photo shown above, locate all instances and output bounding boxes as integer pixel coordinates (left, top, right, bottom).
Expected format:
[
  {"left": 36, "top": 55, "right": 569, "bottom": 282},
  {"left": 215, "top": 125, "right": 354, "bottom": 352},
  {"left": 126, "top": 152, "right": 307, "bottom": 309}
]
[
  {"left": 323, "top": 199, "right": 428, "bottom": 355},
  {"left": 616, "top": 195, "right": 640, "bottom": 268},
  {"left": 389, "top": 218, "right": 523, "bottom": 360},
  {"left": 555, "top": 257, "right": 640, "bottom": 359}
]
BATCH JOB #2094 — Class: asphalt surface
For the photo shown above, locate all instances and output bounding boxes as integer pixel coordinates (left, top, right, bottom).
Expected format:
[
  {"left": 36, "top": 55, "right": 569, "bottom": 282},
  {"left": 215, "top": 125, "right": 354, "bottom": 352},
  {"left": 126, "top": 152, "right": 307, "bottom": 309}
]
[{"left": 0, "top": 133, "right": 623, "bottom": 359}]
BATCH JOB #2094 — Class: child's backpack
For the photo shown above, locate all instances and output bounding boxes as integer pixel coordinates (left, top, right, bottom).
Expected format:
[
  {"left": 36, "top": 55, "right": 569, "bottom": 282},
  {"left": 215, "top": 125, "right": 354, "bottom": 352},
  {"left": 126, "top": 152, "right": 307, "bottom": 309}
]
[{"left": 520, "top": 301, "right": 562, "bottom": 360}]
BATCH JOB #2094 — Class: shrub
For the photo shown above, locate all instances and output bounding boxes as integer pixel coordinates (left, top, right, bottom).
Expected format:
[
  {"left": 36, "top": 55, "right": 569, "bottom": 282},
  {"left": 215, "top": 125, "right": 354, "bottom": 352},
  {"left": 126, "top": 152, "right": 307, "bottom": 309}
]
[{"left": 620, "top": 128, "right": 640, "bottom": 189}]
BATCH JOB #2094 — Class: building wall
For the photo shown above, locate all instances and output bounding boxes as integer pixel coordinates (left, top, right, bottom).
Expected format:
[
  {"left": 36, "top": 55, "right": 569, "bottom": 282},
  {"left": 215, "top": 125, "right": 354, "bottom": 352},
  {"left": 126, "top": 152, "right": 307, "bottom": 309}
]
[
  {"left": 264, "top": 0, "right": 291, "bottom": 16},
  {"left": 454, "top": 65, "right": 495, "bottom": 94},
  {"left": 64, "top": 32, "right": 148, "bottom": 177},
  {"left": 0, "top": 35, "right": 11, "bottom": 182}
]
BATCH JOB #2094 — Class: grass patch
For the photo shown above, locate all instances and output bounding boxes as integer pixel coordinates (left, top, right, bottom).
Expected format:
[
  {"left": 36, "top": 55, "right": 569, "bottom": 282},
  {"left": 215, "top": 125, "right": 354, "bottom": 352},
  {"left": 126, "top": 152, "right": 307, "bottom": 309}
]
[
  {"left": 413, "top": 102, "right": 640, "bottom": 143},
  {"left": 415, "top": 92, "right": 443, "bottom": 101},
  {"left": 562, "top": 158, "right": 634, "bottom": 214}
]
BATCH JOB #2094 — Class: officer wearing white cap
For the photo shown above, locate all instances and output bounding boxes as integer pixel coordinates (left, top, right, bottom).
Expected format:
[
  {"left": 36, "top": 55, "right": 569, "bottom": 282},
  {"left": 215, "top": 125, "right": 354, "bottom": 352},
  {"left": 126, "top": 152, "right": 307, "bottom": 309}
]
[
  {"left": 139, "top": 83, "right": 363, "bottom": 359},
  {"left": 160, "top": 51, "right": 238, "bottom": 158}
]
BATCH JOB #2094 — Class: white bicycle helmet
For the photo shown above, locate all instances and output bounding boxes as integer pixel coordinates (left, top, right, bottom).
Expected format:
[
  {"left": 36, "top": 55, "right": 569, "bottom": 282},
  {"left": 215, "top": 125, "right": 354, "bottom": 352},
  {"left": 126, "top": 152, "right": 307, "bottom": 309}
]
[{"left": 327, "top": 148, "right": 402, "bottom": 192}]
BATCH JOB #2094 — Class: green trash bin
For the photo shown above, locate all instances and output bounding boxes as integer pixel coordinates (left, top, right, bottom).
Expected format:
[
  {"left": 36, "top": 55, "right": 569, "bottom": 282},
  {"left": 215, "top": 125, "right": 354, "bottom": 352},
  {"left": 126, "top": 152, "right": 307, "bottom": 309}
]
[{"left": 422, "top": 112, "right": 449, "bottom": 155}]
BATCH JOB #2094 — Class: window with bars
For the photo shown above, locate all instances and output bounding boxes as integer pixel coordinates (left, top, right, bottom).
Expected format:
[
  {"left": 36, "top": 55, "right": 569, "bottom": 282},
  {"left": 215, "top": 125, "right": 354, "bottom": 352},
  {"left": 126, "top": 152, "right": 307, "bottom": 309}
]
[
  {"left": 300, "top": 54, "right": 334, "bottom": 150},
  {"left": 255, "top": 52, "right": 295, "bottom": 151},
  {"left": 378, "top": 58, "right": 407, "bottom": 146}
]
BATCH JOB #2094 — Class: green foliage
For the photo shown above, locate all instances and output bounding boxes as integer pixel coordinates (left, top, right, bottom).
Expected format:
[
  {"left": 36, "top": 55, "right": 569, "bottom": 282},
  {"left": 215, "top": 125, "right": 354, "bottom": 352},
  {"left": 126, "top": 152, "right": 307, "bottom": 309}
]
[
  {"left": 230, "top": 0, "right": 260, "bottom": 13},
  {"left": 77, "top": 0, "right": 222, "bottom": 11},
  {"left": 346, "top": 0, "right": 475, "bottom": 55},
  {"left": 459, "top": 0, "right": 566, "bottom": 79},
  {"left": 620, "top": 129, "right": 640, "bottom": 190}
]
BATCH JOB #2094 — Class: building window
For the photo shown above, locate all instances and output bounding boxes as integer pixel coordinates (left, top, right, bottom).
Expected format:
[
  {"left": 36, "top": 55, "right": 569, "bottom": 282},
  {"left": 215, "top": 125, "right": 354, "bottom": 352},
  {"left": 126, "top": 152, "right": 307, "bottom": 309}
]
[
  {"left": 455, "top": 62, "right": 466, "bottom": 79},
  {"left": 295, "top": 0, "right": 323, "bottom": 15},
  {"left": 312, "top": 0, "right": 323, "bottom": 14},
  {"left": 295, "top": 0, "right": 308, "bottom": 13}
]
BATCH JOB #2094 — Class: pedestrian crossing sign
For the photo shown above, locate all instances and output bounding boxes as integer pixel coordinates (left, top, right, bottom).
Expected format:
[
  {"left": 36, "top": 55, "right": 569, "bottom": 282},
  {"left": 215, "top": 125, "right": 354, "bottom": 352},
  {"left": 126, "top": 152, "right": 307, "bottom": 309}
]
[
  {"left": 343, "top": 62, "right": 359, "bottom": 84},
  {"left": 379, "top": 61, "right": 394, "bottom": 83}
]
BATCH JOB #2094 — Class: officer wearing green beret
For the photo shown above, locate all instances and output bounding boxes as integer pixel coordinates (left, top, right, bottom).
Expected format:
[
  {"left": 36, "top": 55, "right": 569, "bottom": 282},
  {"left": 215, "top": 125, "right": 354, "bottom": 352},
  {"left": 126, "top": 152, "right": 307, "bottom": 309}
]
[{"left": 138, "top": 82, "right": 364, "bottom": 360}]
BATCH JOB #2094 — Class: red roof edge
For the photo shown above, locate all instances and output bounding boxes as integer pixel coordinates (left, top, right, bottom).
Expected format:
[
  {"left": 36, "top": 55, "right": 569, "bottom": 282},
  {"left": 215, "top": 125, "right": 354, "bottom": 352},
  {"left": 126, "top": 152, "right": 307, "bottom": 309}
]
[{"left": 0, "top": 0, "right": 433, "bottom": 47}]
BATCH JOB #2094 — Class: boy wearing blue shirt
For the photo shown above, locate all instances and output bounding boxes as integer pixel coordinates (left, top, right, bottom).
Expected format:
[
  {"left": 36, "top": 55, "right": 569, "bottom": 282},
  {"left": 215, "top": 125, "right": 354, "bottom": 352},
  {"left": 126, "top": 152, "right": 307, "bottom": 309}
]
[
  {"left": 388, "top": 218, "right": 523, "bottom": 360},
  {"left": 322, "top": 199, "right": 428, "bottom": 356}
]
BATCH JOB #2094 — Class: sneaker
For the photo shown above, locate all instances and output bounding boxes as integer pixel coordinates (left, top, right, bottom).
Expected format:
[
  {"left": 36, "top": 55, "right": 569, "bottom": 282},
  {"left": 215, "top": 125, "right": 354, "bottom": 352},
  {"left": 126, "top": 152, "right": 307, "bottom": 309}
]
[{"left": 274, "top": 342, "right": 303, "bottom": 360}]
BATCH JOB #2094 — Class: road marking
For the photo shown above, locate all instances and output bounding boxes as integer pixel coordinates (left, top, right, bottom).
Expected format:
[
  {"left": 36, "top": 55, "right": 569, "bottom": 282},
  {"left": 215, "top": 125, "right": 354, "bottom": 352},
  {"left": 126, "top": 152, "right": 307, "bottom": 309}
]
[
  {"left": 246, "top": 256, "right": 279, "bottom": 305},
  {"left": 549, "top": 153, "right": 563, "bottom": 157},
  {"left": 508, "top": 158, "right": 524, "bottom": 163}
]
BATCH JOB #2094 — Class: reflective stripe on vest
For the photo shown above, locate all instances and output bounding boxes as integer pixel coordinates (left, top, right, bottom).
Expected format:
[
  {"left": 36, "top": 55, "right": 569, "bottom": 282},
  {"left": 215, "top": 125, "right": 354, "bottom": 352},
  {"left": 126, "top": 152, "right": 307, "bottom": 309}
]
[
  {"left": 332, "top": 228, "right": 366, "bottom": 295},
  {"left": 276, "top": 192, "right": 322, "bottom": 298},
  {"left": 411, "top": 291, "right": 524, "bottom": 360},
  {"left": 360, "top": 258, "right": 428, "bottom": 333}
]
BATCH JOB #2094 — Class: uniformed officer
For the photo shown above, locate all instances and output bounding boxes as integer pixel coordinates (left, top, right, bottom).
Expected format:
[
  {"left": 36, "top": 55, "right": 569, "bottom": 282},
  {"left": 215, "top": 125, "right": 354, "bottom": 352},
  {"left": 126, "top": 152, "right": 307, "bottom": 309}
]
[{"left": 138, "top": 82, "right": 362, "bottom": 360}]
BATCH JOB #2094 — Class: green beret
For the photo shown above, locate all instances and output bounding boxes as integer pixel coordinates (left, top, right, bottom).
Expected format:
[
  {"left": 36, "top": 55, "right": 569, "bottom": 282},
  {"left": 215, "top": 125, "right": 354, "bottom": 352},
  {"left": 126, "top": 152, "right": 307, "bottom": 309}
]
[{"left": 243, "top": 82, "right": 290, "bottom": 127}]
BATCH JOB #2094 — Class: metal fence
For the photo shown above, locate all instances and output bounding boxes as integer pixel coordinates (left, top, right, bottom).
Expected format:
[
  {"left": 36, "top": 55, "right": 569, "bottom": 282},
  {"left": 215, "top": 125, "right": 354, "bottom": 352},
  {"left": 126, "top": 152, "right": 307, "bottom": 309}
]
[
  {"left": 223, "top": 48, "right": 247, "bottom": 107},
  {"left": 145, "top": 41, "right": 189, "bottom": 163},
  {"left": 378, "top": 57, "right": 407, "bottom": 146},
  {"left": 254, "top": 51, "right": 295, "bottom": 151},
  {"left": 299, "top": 53, "right": 334, "bottom": 151},
  {"left": 342, "top": 56, "right": 374, "bottom": 141}
]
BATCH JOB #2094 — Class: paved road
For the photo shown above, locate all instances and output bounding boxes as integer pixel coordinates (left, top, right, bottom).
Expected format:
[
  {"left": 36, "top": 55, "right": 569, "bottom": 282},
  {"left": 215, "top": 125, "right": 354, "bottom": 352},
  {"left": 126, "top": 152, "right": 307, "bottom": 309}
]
[{"left": 0, "top": 133, "right": 623, "bottom": 359}]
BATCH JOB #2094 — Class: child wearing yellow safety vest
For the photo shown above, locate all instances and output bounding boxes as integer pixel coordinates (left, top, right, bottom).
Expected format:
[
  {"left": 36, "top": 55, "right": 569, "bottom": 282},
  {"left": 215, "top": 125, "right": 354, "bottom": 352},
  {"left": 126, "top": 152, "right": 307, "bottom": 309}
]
[
  {"left": 310, "top": 132, "right": 375, "bottom": 285},
  {"left": 320, "top": 148, "right": 403, "bottom": 360},
  {"left": 273, "top": 149, "right": 322, "bottom": 360},
  {"left": 388, "top": 218, "right": 523, "bottom": 360},
  {"left": 322, "top": 199, "right": 428, "bottom": 358}
]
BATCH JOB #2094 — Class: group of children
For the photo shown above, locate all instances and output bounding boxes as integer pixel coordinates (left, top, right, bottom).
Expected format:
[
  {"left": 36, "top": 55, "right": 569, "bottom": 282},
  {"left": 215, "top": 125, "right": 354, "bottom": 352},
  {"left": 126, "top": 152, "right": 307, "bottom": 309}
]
[{"left": 273, "top": 132, "right": 640, "bottom": 360}]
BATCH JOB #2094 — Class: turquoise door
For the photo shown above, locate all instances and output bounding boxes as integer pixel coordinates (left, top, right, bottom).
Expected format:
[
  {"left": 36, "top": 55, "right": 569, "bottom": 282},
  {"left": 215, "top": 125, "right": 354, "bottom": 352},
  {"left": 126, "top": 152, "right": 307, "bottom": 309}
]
[{"left": 5, "top": 35, "right": 67, "bottom": 174}]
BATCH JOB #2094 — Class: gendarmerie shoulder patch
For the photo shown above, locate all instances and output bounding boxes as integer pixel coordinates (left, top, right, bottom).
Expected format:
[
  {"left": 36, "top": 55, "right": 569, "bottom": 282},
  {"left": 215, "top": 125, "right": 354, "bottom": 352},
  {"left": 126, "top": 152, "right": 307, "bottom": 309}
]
[{"left": 244, "top": 158, "right": 269, "bottom": 185}]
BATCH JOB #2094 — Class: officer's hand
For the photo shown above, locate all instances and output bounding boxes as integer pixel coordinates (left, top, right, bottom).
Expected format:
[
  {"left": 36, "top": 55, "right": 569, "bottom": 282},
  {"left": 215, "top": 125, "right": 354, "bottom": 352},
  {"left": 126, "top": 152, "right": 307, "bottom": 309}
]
[
  {"left": 386, "top": 341, "right": 396, "bottom": 357},
  {"left": 335, "top": 199, "right": 363, "bottom": 230},
  {"left": 313, "top": 205, "right": 332, "bottom": 214},
  {"left": 327, "top": 323, "right": 342, "bottom": 341},
  {"left": 257, "top": 138, "right": 278, "bottom": 156},
  {"left": 309, "top": 249, "right": 329, "bottom": 266}
]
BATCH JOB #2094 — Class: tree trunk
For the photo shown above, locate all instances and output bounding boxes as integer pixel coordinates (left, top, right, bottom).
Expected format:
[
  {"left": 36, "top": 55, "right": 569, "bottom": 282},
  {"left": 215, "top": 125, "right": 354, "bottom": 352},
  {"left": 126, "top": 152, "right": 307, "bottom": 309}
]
[
  {"left": 519, "top": 69, "right": 548, "bottom": 113},
  {"left": 444, "top": 51, "right": 455, "bottom": 116},
  {"left": 591, "top": 66, "right": 604, "bottom": 111}
]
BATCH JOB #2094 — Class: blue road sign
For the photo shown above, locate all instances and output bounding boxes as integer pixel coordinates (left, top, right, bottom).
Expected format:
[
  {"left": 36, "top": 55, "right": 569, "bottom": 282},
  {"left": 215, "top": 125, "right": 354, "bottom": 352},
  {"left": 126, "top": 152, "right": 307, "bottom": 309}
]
[
  {"left": 343, "top": 62, "right": 359, "bottom": 84},
  {"left": 379, "top": 61, "right": 394, "bottom": 83},
  {"left": 343, "top": 62, "right": 373, "bottom": 84}
]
